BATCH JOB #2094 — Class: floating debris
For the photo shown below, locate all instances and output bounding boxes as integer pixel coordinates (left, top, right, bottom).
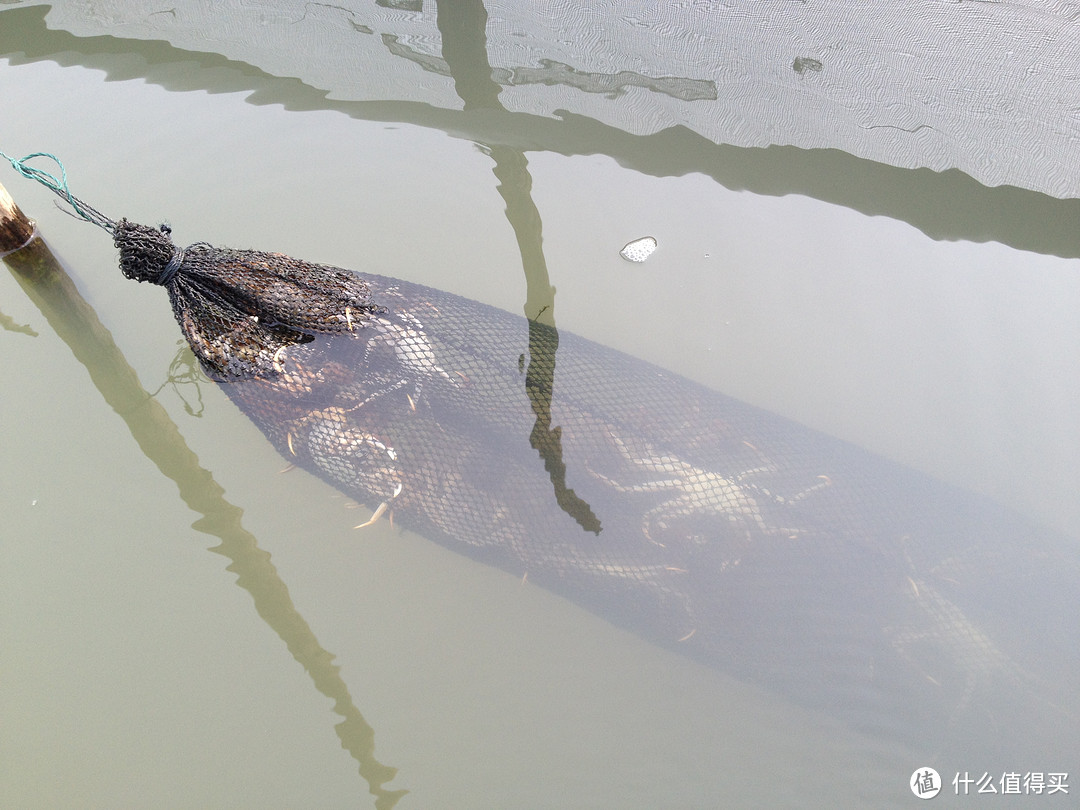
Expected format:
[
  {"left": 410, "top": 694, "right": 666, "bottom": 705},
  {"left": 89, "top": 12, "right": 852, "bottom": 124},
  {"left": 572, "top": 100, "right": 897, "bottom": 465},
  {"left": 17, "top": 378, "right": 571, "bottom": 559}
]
[
  {"left": 793, "top": 57, "right": 823, "bottom": 75},
  {"left": 620, "top": 236, "right": 657, "bottom": 263}
]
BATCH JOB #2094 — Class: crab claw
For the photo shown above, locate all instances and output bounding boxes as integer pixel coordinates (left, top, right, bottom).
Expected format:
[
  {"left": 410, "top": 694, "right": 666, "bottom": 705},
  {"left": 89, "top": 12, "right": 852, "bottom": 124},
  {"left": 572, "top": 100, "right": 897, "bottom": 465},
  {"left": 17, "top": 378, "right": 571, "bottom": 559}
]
[
  {"left": 353, "top": 500, "right": 390, "bottom": 530},
  {"left": 353, "top": 483, "right": 403, "bottom": 530}
]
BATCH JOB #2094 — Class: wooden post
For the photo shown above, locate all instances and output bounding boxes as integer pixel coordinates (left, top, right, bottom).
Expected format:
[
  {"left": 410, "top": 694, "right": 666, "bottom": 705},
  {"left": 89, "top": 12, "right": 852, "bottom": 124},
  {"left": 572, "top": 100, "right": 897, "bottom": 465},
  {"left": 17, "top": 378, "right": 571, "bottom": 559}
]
[
  {"left": 0, "top": 178, "right": 67, "bottom": 286},
  {"left": 0, "top": 179, "right": 37, "bottom": 255}
]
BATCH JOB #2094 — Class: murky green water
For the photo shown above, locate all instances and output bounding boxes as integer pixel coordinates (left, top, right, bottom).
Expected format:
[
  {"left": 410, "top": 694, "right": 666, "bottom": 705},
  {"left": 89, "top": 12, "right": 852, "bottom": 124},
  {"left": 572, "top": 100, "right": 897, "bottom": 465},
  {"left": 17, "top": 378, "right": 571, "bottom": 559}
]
[{"left": 2, "top": 3, "right": 1079, "bottom": 807}]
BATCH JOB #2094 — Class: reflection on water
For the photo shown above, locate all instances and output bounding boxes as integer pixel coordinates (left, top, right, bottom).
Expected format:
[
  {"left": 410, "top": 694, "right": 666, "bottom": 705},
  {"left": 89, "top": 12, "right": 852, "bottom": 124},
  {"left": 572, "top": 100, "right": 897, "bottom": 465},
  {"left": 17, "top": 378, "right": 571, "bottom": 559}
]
[
  {"left": 2, "top": 5, "right": 1080, "bottom": 259},
  {"left": 2, "top": 1, "right": 1079, "bottom": 807},
  {"left": 386, "top": 32, "right": 719, "bottom": 101},
  {"left": 438, "top": 0, "right": 601, "bottom": 533},
  {"left": 3, "top": 237, "right": 407, "bottom": 808}
]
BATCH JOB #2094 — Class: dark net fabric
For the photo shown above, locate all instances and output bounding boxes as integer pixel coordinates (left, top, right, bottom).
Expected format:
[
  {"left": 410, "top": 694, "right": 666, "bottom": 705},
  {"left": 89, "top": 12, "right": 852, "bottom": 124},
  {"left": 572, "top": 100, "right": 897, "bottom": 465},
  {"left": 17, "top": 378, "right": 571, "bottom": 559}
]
[
  {"left": 213, "top": 273, "right": 1077, "bottom": 754},
  {"left": 109, "top": 222, "right": 1076, "bottom": 756},
  {"left": 113, "top": 219, "right": 379, "bottom": 378}
]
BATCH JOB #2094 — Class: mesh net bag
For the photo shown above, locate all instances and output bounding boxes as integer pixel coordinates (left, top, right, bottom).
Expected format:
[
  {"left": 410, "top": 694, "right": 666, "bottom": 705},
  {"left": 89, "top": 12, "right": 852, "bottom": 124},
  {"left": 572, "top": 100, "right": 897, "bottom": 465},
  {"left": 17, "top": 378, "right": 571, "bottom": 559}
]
[
  {"left": 95, "top": 213, "right": 1077, "bottom": 750},
  {"left": 5, "top": 153, "right": 1072, "bottom": 753},
  {"left": 113, "top": 219, "right": 380, "bottom": 378},
  {"left": 208, "top": 270, "right": 1077, "bottom": 752}
]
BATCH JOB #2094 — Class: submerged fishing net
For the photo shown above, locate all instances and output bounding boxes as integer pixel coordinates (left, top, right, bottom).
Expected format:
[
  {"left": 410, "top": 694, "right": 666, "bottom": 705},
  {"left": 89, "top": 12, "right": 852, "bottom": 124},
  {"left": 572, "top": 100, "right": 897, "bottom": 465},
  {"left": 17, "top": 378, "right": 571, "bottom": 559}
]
[
  {"left": 5, "top": 151, "right": 1076, "bottom": 756},
  {"left": 219, "top": 270, "right": 1077, "bottom": 754}
]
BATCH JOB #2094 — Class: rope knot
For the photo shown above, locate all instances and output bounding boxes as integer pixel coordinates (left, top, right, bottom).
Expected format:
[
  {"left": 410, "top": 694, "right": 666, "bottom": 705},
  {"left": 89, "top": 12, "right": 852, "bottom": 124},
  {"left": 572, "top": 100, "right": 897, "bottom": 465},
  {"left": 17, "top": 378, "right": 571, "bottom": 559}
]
[{"left": 157, "top": 246, "right": 185, "bottom": 286}]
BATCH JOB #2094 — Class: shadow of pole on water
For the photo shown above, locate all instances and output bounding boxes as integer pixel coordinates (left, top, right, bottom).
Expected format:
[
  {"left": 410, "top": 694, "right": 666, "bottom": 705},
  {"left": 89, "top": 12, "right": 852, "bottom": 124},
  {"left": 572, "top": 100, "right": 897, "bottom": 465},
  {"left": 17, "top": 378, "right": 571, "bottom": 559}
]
[
  {"left": 2, "top": 4, "right": 1078, "bottom": 259},
  {"left": 0, "top": 184, "right": 407, "bottom": 810},
  {"left": 436, "top": 0, "right": 602, "bottom": 534}
]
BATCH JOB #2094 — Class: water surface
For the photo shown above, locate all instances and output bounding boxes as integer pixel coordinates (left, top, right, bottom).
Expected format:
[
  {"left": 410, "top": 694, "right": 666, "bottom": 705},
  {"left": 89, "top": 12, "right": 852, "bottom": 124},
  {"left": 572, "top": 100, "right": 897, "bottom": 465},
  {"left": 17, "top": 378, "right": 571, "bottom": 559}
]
[{"left": 2, "top": 3, "right": 1078, "bottom": 807}]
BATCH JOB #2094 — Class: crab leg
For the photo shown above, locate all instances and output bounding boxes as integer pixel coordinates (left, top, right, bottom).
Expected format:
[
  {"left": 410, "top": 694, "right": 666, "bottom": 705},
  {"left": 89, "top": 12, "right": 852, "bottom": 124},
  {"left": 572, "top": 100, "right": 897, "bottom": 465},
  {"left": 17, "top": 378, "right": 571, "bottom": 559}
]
[{"left": 353, "top": 483, "right": 404, "bottom": 530}]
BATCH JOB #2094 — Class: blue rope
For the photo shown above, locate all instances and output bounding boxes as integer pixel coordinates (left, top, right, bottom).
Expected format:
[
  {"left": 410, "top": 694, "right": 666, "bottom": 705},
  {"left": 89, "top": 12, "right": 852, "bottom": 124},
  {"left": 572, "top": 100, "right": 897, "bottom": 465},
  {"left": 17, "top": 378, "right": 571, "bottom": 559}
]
[{"left": 0, "top": 149, "right": 115, "bottom": 231}]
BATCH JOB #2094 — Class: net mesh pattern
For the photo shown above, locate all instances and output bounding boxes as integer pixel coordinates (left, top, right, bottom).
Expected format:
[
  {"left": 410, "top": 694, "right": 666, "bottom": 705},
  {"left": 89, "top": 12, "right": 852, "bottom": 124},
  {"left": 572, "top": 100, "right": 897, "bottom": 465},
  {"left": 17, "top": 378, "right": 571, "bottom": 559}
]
[
  {"left": 215, "top": 273, "right": 1076, "bottom": 741},
  {"left": 113, "top": 219, "right": 380, "bottom": 378},
  {"left": 108, "top": 223, "right": 1075, "bottom": 749}
]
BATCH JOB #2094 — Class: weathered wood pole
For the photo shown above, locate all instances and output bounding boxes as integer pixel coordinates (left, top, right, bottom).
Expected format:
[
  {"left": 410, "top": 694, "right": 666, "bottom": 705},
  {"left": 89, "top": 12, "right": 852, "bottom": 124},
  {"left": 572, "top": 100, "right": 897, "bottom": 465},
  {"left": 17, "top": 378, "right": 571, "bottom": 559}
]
[
  {"left": 0, "top": 179, "right": 37, "bottom": 255},
  {"left": 0, "top": 178, "right": 73, "bottom": 286}
]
